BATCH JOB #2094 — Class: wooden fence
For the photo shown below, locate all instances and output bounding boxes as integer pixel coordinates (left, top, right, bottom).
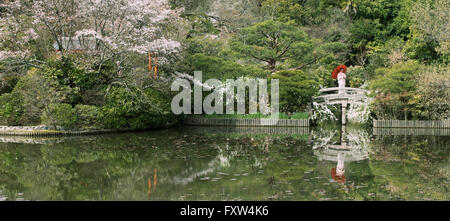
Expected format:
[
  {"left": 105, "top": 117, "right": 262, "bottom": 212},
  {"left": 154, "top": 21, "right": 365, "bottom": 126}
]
[
  {"left": 373, "top": 127, "right": 450, "bottom": 136},
  {"left": 185, "top": 118, "right": 310, "bottom": 127},
  {"left": 373, "top": 120, "right": 450, "bottom": 128}
]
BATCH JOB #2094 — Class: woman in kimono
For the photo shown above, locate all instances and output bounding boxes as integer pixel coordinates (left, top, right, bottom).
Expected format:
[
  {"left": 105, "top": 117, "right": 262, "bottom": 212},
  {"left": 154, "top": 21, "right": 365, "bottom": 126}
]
[{"left": 337, "top": 68, "right": 346, "bottom": 94}]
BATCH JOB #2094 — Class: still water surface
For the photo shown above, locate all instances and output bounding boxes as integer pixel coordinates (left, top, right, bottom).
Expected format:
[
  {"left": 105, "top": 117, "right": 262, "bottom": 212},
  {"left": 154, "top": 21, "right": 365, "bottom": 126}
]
[{"left": 0, "top": 125, "right": 448, "bottom": 201}]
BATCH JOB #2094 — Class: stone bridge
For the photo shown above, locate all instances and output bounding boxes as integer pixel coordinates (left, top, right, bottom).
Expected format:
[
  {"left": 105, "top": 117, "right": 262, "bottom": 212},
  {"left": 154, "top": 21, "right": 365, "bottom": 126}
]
[{"left": 313, "top": 87, "right": 370, "bottom": 124}]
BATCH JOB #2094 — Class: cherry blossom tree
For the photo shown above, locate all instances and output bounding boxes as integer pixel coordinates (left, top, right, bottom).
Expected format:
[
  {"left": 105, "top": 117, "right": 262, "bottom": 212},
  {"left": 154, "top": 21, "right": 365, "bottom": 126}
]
[{"left": 0, "top": 0, "right": 182, "bottom": 73}]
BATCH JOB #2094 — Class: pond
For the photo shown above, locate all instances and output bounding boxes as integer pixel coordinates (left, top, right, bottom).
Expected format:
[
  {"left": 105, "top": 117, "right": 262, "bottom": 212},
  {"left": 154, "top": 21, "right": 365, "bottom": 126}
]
[{"left": 0, "top": 125, "right": 448, "bottom": 201}]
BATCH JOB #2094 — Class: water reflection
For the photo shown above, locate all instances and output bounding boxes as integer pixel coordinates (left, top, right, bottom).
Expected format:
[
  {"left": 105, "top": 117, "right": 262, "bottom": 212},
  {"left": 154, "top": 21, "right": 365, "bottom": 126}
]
[
  {"left": 0, "top": 125, "right": 448, "bottom": 201},
  {"left": 373, "top": 127, "right": 450, "bottom": 136},
  {"left": 312, "top": 125, "right": 370, "bottom": 184},
  {"left": 148, "top": 168, "right": 157, "bottom": 198}
]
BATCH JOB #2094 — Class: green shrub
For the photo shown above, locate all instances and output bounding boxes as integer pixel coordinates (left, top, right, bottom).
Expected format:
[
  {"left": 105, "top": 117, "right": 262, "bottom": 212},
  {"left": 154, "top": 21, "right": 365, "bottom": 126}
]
[
  {"left": 0, "top": 93, "right": 24, "bottom": 125},
  {"left": 370, "top": 61, "right": 422, "bottom": 120},
  {"left": 39, "top": 56, "right": 96, "bottom": 105},
  {"left": 75, "top": 105, "right": 102, "bottom": 129},
  {"left": 100, "top": 86, "right": 144, "bottom": 129},
  {"left": 41, "top": 103, "right": 78, "bottom": 128},
  {"left": 415, "top": 65, "right": 450, "bottom": 120},
  {"left": 13, "top": 68, "right": 66, "bottom": 125},
  {"left": 101, "top": 106, "right": 129, "bottom": 129},
  {"left": 186, "top": 53, "right": 267, "bottom": 80},
  {"left": 101, "top": 86, "right": 179, "bottom": 129},
  {"left": 290, "top": 112, "right": 309, "bottom": 119},
  {"left": 346, "top": 66, "right": 367, "bottom": 88},
  {"left": 0, "top": 74, "right": 20, "bottom": 95},
  {"left": 268, "top": 70, "right": 319, "bottom": 113}
]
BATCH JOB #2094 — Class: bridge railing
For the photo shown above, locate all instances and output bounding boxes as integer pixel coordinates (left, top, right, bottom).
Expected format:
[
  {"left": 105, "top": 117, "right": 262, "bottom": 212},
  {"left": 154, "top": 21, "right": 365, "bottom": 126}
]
[
  {"left": 318, "top": 87, "right": 369, "bottom": 95},
  {"left": 313, "top": 87, "right": 370, "bottom": 104}
]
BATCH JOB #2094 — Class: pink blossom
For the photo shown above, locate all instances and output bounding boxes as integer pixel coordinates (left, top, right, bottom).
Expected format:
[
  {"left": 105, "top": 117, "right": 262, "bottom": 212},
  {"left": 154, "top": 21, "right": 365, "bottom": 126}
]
[{"left": 0, "top": 0, "right": 182, "bottom": 62}]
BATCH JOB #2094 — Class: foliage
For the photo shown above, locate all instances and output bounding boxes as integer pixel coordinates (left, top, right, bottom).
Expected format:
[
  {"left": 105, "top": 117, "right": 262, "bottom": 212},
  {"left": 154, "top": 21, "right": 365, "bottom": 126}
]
[
  {"left": 370, "top": 61, "right": 420, "bottom": 94},
  {"left": 231, "top": 20, "right": 311, "bottom": 71},
  {"left": 0, "top": 54, "right": 180, "bottom": 129},
  {"left": 12, "top": 68, "right": 67, "bottom": 125},
  {"left": 0, "top": 0, "right": 449, "bottom": 126},
  {"left": 268, "top": 70, "right": 319, "bottom": 113},
  {"left": 171, "top": 0, "right": 266, "bottom": 33},
  {"left": 75, "top": 105, "right": 103, "bottom": 129},
  {"left": 415, "top": 65, "right": 450, "bottom": 120},
  {"left": 186, "top": 53, "right": 267, "bottom": 80},
  {"left": 0, "top": 74, "right": 20, "bottom": 95},
  {"left": 101, "top": 86, "right": 150, "bottom": 129},
  {"left": 348, "top": 18, "right": 384, "bottom": 66},
  {"left": 345, "top": 0, "right": 412, "bottom": 66},
  {"left": 180, "top": 35, "right": 267, "bottom": 81},
  {"left": 0, "top": 0, "right": 183, "bottom": 129},
  {"left": 0, "top": 0, "right": 182, "bottom": 63},
  {"left": 290, "top": 112, "right": 310, "bottom": 119},
  {"left": 261, "top": 0, "right": 315, "bottom": 25},
  {"left": 370, "top": 61, "right": 421, "bottom": 120},
  {"left": 0, "top": 92, "right": 24, "bottom": 125},
  {"left": 184, "top": 36, "right": 226, "bottom": 57},
  {"left": 183, "top": 13, "right": 220, "bottom": 39},
  {"left": 345, "top": 65, "right": 366, "bottom": 88},
  {"left": 101, "top": 86, "right": 177, "bottom": 129},
  {"left": 41, "top": 103, "right": 77, "bottom": 128},
  {"left": 406, "top": 0, "right": 449, "bottom": 62},
  {"left": 40, "top": 56, "right": 95, "bottom": 105}
]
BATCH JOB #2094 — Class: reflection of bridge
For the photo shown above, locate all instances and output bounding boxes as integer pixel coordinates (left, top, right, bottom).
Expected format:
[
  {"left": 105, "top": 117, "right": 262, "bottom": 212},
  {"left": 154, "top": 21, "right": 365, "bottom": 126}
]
[
  {"left": 314, "top": 148, "right": 369, "bottom": 162},
  {"left": 313, "top": 87, "right": 369, "bottom": 124},
  {"left": 312, "top": 126, "right": 370, "bottom": 161},
  {"left": 312, "top": 126, "right": 370, "bottom": 183}
]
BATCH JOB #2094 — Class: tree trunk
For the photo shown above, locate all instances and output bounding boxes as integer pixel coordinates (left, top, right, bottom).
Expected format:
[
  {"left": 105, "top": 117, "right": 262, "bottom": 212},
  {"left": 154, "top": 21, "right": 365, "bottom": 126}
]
[{"left": 267, "top": 59, "right": 276, "bottom": 70}]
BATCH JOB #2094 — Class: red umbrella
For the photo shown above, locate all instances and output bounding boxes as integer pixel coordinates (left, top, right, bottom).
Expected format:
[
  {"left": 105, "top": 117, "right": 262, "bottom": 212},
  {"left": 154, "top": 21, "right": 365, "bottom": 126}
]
[
  {"left": 332, "top": 65, "right": 347, "bottom": 79},
  {"left": 331, "top": 168, "right": 346, "bottom": 183}
]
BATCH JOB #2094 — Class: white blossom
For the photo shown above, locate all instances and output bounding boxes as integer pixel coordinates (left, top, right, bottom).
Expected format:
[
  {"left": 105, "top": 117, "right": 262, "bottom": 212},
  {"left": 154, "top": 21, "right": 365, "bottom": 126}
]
[
  {"left": 0, "top": 0, "right": 182, "bottom": 63},
  {"left": 0, "top": 51, "right": 30, "bottom": 60}
]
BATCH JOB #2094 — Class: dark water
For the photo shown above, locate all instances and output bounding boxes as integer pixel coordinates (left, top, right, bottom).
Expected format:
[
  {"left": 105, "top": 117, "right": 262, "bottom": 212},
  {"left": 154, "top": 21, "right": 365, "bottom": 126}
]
[{"left": 0, "top": 125, "right": 448, "bottom": 201}]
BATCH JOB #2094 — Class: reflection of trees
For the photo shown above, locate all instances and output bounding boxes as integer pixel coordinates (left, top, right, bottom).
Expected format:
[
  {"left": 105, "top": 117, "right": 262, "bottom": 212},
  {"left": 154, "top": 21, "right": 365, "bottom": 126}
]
[
  {"left": 0, "top": 127, "right": 447, "bottom": 200},
  {"left": 368, "top": 135, "right": 449, "bottom": 200},
  {"left": 0, "top": 131, "right": 280, "bottom": 200},
  {"left": 167, "top": 147, "right": 231, "bottom": 186},
  {"left": 0, "top": 133, "right": 195, "bottom": 200},
  {"left": 162, "top": 139, "right": 317, "bottom": 201},
  {"left": 310, "top": 126, "right": 449, "bottom": 200}
]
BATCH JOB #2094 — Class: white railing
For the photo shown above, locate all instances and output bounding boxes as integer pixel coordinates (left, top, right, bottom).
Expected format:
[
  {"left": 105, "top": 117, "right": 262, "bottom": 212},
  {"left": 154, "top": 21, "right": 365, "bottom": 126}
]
[
  {"left": 318, "top": 87, "right": 369, "bottom": 94},
  {"left": 314, "top": 87, "right": 369, "bottom": 104}
]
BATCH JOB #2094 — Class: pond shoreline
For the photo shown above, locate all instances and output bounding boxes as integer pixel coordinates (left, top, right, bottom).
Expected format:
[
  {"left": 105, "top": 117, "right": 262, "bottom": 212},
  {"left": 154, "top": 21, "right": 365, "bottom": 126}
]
[
  {"left": 2, "top": 118, "right": 450, "bottom": 137},
  {"left": 0, "top": 123, "right": 178, "bottom": 137}
]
